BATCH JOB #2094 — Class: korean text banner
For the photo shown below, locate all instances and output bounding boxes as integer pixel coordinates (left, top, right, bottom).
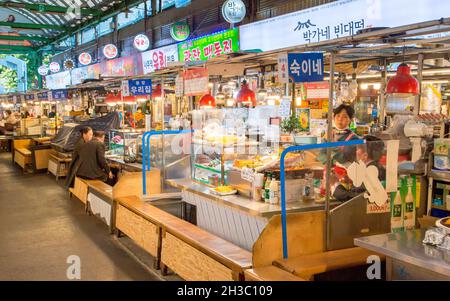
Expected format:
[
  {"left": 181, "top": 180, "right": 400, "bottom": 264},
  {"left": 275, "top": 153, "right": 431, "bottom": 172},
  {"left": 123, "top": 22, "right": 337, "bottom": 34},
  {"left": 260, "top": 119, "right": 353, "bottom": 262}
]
[
  {"left": 37, "top": 92, "right": 48, "bottom": 100},
  {"left": 142, "top": 44, "right": 179, "bottom": 74},
  {"left": 239, "top": 0, "right": 450, "bottom": 52},
  {"left": 288, "top": 53, "right": 324, "bottom": 83},
  {"left": 52, "top": 89, "right": 68, "bottom": 100},
  {"left": 45, "top": 71, "right": 71, "bottom": 90},
  {"left": 178, "top": 28, "right": 239, "bottom": 62},
  {"left": 127, "top": 79, "right": 152, "bottom": 96}
]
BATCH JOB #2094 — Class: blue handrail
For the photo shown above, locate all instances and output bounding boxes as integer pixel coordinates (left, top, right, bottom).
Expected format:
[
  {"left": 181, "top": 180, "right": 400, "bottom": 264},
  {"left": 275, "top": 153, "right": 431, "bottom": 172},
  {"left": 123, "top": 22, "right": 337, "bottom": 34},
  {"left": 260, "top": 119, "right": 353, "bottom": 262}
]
[
  {"left": 141, "top": 129, "right": 194, "bottom": 195},
  {"left": 279, "top": 139, "right": 365, "bottom": 259}
]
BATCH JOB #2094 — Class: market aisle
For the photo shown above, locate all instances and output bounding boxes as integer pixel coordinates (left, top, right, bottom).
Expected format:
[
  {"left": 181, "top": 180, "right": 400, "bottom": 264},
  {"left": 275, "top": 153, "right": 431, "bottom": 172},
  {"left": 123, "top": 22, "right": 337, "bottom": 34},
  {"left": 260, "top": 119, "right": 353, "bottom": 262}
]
[{"left": 0, "top": 153, "right": 159, "bottom": 280}]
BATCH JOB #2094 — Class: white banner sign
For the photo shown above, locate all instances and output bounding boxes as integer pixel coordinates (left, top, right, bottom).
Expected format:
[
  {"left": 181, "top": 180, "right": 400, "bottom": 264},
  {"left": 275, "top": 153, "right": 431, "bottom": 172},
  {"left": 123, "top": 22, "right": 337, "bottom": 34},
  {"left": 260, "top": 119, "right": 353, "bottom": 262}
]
[
  {"left": 175, "top": 75, "right": 184, "bottom": 97},
  {"left": 141, "top": 44, "right": 179, "bottom": 74},
  {"left": 277, "top": 53, "right": 288, "bottom": 84},
  {"left": 45, "top": 71, "right": 71, "bottom": 90},
  {"left": 121, "top": 80, "right": 130, "bottom": 97},
  {"left": 240, "top": 0, "right": 450, "bottom": 52}
]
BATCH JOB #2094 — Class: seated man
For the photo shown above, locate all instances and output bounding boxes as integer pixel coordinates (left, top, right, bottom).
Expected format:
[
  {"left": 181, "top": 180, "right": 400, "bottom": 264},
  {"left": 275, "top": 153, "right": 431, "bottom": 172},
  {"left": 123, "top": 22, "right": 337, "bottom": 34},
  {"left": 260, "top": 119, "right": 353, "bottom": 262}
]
[
  {"left": 76, "top": 131, "right": 113, "bottom": 184},
  {"left": 333, "top": 135, "right": 386, "bottom": 202}
]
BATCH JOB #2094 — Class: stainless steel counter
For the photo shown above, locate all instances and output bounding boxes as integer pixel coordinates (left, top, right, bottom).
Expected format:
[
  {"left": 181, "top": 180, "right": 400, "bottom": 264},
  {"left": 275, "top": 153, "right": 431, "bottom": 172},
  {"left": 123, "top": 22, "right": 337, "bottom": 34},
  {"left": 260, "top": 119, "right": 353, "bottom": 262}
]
[
  {"left": 355, "top": 230, "right": 450, "bottom": 278},
  {"left": 166, "top": 178, "right": 334, "bottom": 218},
  {"left": 106, "top": 156, "right": 142, "bottom": 171}
]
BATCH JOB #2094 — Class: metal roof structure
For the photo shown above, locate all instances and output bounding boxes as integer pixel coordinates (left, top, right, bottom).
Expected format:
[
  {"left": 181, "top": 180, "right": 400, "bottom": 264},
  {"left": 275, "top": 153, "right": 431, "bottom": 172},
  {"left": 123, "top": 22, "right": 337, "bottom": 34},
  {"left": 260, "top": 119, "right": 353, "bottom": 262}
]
[{"left": 0, "top": 0, "right": 144, "bottom": 52}]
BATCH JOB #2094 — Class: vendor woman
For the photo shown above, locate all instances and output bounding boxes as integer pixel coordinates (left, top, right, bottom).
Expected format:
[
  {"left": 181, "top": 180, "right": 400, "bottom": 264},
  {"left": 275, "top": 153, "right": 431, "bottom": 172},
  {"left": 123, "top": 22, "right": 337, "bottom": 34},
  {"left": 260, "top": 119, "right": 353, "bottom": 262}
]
[{"left": 319, "top": 104, "right": 360, "bottom": 197}]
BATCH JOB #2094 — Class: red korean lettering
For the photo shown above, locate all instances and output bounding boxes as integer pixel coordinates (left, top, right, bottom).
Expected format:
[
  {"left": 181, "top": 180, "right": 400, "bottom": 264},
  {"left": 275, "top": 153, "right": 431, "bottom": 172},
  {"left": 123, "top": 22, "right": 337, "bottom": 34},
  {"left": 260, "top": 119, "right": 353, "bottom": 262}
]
[
  {"left": 158, "top": 51, "right": 166, "bottom": 69},
  {"left": 192, "top": 47, "right": 201, "bottom": 61},
  {"left": 183, "top": 50, "right": 191, "bottom": 62},
  {"left": 203, "top": 44, "right": 213, "bottom": 58},
  {"left": 152, "top": 52, "right": 160, "bottom": 70},
  {"left": 213, "top": 41, "right": 222, "bottom": 56},
  {"left": 223, "top": 39, "right": 232, "bottom": 53}
]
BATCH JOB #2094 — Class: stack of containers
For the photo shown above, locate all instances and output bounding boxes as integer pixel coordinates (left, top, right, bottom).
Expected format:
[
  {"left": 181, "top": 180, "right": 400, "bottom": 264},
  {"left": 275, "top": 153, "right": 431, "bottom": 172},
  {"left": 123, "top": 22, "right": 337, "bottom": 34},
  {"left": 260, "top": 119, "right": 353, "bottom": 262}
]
[{"left": 434, "top": 139, "right": 450, "bottom": 170}]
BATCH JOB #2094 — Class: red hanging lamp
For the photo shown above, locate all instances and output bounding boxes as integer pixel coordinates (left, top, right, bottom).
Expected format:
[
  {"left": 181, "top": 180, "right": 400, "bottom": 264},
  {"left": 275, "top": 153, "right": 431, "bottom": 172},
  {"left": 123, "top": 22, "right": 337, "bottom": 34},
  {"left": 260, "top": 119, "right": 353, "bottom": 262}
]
[
  {"left": 152, "top": 84, "right": 162, "bottom": 99},
  {"left": 386, "top": 63, "right": 419, "bottom": 95},
  {"left": 199, "top": 93, "right": 216, "bottom": 108},
  {"left": 236, "top": 80, "right": 256, "bottom": 107}
]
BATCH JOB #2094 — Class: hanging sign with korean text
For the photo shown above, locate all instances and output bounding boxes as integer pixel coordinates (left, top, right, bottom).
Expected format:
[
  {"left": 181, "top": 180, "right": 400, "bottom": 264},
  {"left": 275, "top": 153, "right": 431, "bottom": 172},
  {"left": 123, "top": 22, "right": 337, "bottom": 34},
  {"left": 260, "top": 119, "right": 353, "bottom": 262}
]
[
  {"left": 25, "top": 94, "right": 35, "bottom": 101},
  {"left": 122, "top": 79, "right": 152, "bottom": 96},
  {"left": 49, "top": 62, "right": 61, "bottom": 73},
  {"left": 178, "top": 28, "right": 239, "bottom": 62},
  {"left": 51, "top": 89, "right": 68, "bottom": 100},
  {"left": 78, "top": 52, "right": 92, "bottom": 66},
  {"left": 170, "top": 21, "right": 190, "bottom": 42},
  {"left": 103, "top": 44, "right": 118, "bottom": 59},
  {"left": 37, "top": 92, "right": 48, "bottom": 101},
  {"left": 239, "top": 0, "right": 450, "bottom": 53},
  {"left": 133, "top": 34, "right": 150, "bottom": 52},
  {"left": 288, "top": 53, "right": 324, "bottom": 83},
  {"left": 222, "top": 0, "right": 246, "bottom": 24},
  {"left": 182, "top": 68, "right": 209, "bottom": 96},
  {"left": 38, "top": 65, "right": 49, "bottom": 76},
  {"left": 277, "top": 53, "right": 288, "bottom": 84},
  {"left": 141, "top": 45, "right": 179, "bottom": 74}
]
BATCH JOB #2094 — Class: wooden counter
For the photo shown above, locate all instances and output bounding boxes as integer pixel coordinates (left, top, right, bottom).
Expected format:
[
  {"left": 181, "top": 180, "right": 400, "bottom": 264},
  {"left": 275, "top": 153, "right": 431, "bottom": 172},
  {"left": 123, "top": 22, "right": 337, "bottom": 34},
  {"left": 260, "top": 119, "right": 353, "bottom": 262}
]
[
  {"left": 166, "top": 178, "right": 335, "bottom": 251},
  {"left": 115, "top": 195, "right": 252, "bottom": 280}
]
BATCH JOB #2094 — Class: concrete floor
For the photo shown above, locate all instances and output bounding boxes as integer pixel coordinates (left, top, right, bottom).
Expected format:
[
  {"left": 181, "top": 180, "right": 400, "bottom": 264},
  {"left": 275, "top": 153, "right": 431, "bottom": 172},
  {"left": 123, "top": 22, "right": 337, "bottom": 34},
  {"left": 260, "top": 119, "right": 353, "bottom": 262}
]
[{"left": 0, "top": 152, "right": 161, "bottom": 280}]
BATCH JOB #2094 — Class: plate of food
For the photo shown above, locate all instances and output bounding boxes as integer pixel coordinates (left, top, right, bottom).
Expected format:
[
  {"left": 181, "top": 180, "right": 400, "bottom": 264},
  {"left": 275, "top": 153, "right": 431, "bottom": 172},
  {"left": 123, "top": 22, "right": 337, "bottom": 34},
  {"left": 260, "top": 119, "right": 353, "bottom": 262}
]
[
  {"left": 436, "top": 217, "right": 450, "bottom": 234},
  {"left": 210, "top": 186, "right": 237, "bottom": 196}
]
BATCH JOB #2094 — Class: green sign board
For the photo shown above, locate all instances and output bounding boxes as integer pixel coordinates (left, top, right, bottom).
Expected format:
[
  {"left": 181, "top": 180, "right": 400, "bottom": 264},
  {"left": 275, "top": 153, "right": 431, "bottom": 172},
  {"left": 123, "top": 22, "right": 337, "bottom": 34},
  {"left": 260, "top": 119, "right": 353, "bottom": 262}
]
[
  {"left": 170, "top": 21, "right": 190, "bottom": 42},
  {"left": 178, "top": 28, "right": 239, "bottom": 62}
]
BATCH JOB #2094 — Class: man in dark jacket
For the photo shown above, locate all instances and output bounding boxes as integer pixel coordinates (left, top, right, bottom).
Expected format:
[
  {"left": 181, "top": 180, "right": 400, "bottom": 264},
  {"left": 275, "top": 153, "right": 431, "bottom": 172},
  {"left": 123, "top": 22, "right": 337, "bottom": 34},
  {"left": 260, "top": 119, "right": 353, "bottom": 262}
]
[
  {"left": 76, "top": 131, "right": 112, "bottom": 182},
  {"left": 65, "top": 126, "right": 93, "bottom": 189}
]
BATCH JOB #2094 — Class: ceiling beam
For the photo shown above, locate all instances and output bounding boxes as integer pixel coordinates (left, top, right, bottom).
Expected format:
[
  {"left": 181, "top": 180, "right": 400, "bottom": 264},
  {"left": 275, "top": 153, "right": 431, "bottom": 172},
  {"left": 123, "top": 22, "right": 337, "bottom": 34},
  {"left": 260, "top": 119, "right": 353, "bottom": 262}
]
[
  {"left": 0, "top": 2, "right": 99, "bottom": 16},
  {"left": 0, "top": 35, "right": 49, "bottom": 42},
  {"left": 0, "top": 50, "right": 33, "bottom": 54},
  {"left": 0, "top": 45, "right": 36, "bottom": 52},
  {"left": 0, "top": 21, "right": 65, "bottom": 31}
]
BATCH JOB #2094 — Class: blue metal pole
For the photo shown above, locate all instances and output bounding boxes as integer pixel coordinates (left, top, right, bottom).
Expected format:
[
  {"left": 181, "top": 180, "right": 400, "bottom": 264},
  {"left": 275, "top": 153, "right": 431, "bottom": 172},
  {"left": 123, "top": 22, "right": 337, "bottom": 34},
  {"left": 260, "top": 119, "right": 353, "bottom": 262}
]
[
  {"left": 280, "top": 139, "right": 365, "bottom": 259},
  {"left": 142, "top": 132, "right": 151, "bottom": 195}
]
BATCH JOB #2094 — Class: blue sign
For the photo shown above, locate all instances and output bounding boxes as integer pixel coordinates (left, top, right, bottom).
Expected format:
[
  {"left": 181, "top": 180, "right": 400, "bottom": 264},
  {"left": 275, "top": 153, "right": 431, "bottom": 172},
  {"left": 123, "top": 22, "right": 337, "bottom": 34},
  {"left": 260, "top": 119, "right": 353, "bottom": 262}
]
[
  {"left": 52, "top": 89, "right": 68, "bottom": 100},
  {"left": 25, "top": 94, "right": 35, "bottom": 101},
  {"left": 175, "top": 0, "right": 191, "bottom": 8},
  {"left": 128, "top": 79, "right": 152, "bottom": 96},
  {"left": 287, "top": 53, "right": 324, "bottom": 83},
  {"left": 37, "top": 92, "right": 48, "bottom": 100}
]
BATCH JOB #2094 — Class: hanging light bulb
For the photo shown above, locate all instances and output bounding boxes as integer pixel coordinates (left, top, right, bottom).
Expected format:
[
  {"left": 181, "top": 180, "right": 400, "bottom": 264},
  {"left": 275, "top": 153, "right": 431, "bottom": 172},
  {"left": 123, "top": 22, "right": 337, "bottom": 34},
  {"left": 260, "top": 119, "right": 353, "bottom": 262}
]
[{"left": 152, "top": 84, "right": 163, "bottom": 101}]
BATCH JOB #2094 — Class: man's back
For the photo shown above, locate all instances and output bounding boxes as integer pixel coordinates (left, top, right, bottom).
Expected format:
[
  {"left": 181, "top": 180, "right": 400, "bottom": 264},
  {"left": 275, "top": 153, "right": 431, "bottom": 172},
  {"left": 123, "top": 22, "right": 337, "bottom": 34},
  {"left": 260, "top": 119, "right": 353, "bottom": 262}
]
[{"left": 76, "top": 139, "right": 109, "bottom": 180}]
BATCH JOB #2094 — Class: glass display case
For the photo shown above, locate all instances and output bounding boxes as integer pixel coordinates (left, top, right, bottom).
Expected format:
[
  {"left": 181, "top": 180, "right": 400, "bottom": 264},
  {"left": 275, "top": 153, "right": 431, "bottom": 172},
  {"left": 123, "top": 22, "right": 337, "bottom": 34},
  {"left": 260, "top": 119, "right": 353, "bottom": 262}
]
[{"left": 108, "top": 129, "right": 142, "bottom": 162}]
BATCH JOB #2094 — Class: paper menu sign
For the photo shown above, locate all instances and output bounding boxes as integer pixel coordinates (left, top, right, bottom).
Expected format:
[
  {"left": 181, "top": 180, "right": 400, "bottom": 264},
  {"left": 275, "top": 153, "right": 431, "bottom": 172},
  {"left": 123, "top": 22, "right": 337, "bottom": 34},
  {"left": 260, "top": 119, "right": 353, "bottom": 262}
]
[
  {"left": 278, "top": 97, "right": 292, "bottom": 118},
  {"left": 386, "top": 140, "right": 399, "bottom": 193},
  {"left": 241, "top": 167, "right": 255, "bottom": 182}
]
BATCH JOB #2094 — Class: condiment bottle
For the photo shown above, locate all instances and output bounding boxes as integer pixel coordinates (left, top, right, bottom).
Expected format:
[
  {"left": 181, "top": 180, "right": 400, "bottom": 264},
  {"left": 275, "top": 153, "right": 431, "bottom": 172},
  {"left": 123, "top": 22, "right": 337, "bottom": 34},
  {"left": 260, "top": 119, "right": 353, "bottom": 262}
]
[
  {"left": 264, "top": 173, "right": 272, "bottom": 203},
  {"left": 269, "top": 178, "right": 279, "bottom": 205}
]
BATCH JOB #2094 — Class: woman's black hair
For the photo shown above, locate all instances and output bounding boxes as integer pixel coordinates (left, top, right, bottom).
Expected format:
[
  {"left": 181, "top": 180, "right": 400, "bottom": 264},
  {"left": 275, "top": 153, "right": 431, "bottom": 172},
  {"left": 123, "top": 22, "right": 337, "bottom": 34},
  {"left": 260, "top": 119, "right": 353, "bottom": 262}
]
[
  {"left": 333, "top": 104, "right": 355, "bottom": 119},
  {"left": 80, "top": 126, "right": 92, "bottom": 135}
]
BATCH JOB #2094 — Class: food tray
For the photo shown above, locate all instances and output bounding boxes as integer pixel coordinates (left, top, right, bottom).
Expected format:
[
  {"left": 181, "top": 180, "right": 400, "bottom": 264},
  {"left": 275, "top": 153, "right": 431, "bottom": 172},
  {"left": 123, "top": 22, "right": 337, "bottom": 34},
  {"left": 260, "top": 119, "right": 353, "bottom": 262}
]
[{"left": 209, "top": 188, "right": 237, "bottom": 196}]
